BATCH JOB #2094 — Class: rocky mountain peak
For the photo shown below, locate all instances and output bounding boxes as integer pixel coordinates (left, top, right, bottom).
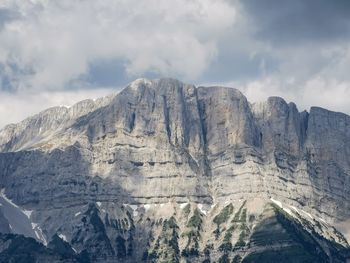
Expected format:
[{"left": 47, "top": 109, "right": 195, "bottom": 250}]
[{"left": 0, "top": 78, "right": 349, "bottom": 262}]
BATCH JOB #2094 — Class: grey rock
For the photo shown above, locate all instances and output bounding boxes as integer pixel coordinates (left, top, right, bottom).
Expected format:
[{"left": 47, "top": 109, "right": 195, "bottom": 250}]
[{"left": 0, "top": 78, "right": 349, "bottom": 262}]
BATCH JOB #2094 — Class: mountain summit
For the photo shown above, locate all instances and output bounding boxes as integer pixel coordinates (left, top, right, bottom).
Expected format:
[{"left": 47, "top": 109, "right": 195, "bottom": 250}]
[{"left": 0, "top": 78, "right": 349, "bottom": 262}]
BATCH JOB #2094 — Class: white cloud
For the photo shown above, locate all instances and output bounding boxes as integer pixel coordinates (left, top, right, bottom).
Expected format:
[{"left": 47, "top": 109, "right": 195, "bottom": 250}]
[
  {"left": 0, "top": 0, "right": 236, "bottom": 91},
  {"left": 1, "top": 0, "right": 350, "bottom": 129},
  {"left": 218, "top": 13, "right": 350, "bottom": 115},
  {"left": 236, "top": 76, "right": 350, "bottom": 114}
]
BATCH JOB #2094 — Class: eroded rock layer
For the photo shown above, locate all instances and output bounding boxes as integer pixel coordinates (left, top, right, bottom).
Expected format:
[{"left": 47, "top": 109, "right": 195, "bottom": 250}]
[{"left": 0, "top": 78, "right": 349, "bottom": 262}]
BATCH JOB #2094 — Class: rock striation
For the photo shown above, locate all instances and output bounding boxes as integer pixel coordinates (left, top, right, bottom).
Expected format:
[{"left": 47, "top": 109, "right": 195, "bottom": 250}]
[{"left": 0, "top": 78, "right": 349, "bottom": 262}]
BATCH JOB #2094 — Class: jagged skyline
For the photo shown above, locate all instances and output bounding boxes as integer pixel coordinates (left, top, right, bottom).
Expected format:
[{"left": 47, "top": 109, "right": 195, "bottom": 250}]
[
  {"left": 0, "top": 78, "right": 349, "bottom": 262},
  {"left": 0, "top": 1, "right": 350, "bottom": 128}
]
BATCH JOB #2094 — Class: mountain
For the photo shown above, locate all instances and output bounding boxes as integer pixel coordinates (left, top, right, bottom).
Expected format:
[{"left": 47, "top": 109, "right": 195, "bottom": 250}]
[{"left": 0, "top": 78, "right": 349, "bottom": 262}]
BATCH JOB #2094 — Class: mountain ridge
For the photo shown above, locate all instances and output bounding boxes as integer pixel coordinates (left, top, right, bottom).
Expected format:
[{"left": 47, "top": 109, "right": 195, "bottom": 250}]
[
  {"left": 1, "top": 77, "right": 349, "bottom": 219},
  {"left": 0, "top": 78, "right": 349, "bottom": 262},
  {"left": 2, "top": 78, "right": 348, "bottom": 153}
]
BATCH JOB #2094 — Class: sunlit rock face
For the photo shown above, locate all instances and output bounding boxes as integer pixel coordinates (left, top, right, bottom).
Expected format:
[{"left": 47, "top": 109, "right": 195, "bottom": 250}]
[{"left": 0, "top": 78, "right": 349, "bottom": 262}]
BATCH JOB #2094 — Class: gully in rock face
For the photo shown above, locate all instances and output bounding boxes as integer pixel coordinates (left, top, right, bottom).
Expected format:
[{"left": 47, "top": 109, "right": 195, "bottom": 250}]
[{"left": 0, "top": 78, "right": 349, "bottom": 262}]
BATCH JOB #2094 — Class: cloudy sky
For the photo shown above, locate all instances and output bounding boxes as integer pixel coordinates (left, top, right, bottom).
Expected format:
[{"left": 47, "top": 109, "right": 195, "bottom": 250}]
[{"left": 0, "top": 0, "right": 350, "bottom": 127}]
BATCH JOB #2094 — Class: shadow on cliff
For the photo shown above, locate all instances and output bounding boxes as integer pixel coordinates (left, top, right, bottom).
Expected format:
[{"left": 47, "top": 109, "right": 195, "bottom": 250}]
[{"left": 0, "top": 143, "right": 150, "bottom": 262}]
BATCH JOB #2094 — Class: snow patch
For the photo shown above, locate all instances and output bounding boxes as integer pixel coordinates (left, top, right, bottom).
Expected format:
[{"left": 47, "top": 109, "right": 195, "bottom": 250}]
[
  {"left": 128, "top": 205, "right": 138, "bottom": 210},
  {"left": 123, "top": 204, "right": 139, "bottom": 217},
  {"left": 23, "top": 210, "right": 33, "bottom": 219},
  {"left": 198, "top": 204, "right": 207, "bottom": 215},
  {"left": 0, "top": 189, "right": 33, "bottom": 219},
  {"left": 291, "top": 206, "right": 318, "bottom": 225},
  {"left": 291, "top": 206, "right": 299, "bottom": 213},
  {"left": 32, "top": 223, "right": 47, "bottom": 246},
  {"left": 283, "top": 207, "right": 293, "bottom": 216},
  {"left": 270, "top": 198, "right": 282, "bottom": 208},
  {"left": 0, "top": 189, "right": 39, "bottom": 242},
  {"left": 0, "top": 189, "right": 19, "bottom": 208},
  {"left": 144, "top": 204, "right": 151, "bottom": 211},
  {"left": 270, "top": 198, "right": 294, "bottom": 217},
  {"left": 179, "top": 203, "right": 188, "bottom": 209},
  {"left": 319, "top": 217, "right": 327, "bottom": 224},
  {"left": 302, "top": 210, "right": 314, "bottom": 219},
  {"left": 75, "top": 212, "right": 81, "bottom": 217},
  {"left": 59, "top": 234, "right": 67, "bottom": 242},
  {"left": 291, "top": 205, "right": 313, "bottom": 219}
]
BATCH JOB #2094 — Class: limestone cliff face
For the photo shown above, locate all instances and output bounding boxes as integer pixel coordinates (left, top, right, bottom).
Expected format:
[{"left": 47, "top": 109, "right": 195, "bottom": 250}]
[
  {"left": 0, "top": 78, "right": 349, "bottom": 219},
  {"left": 0, "top": 78, "right": 349, "bottom": 262}
]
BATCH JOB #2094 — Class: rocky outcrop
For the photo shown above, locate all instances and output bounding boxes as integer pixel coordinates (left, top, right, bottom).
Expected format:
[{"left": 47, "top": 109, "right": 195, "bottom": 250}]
[
  {"left": 0, "top": 78, "right": 349, "bottom": 262},
  {"left": 0, "top": 94, "right": 115, "bottom": 152}
]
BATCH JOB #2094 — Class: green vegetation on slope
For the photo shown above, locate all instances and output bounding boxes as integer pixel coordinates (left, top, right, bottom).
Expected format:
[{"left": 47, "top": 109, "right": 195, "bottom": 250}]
[
  {"left": 144, "top": 216, "right": 180, "bottom": 263},
  {"left": 214, "top": 204, "right": 234, "bottom": 227},
  {"left": 242, "top": 203, "right": 350, "bottom": 263},
  {"left": 182, "top": 208, "right": 203, "bottom": 257},
  {"left": 213, "top": 204, "right": 234, "bottom": 239}
]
